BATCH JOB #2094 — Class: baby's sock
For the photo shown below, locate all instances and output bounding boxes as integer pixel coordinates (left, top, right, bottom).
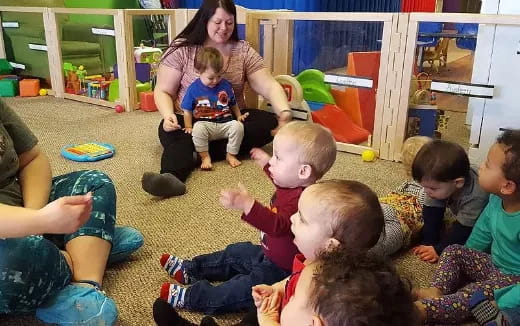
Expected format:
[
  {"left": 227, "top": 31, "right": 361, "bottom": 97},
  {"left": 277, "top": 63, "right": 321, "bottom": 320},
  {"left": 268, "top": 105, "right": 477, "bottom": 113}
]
[
  {"left": 469, "top": 290, "right": 507, "bottom": 326},
  {"left": 160, "top": 283, "right": 187, "bottom": 309},
  {"left": 160, "top": 254, "right": 189, "bottom": 284}
]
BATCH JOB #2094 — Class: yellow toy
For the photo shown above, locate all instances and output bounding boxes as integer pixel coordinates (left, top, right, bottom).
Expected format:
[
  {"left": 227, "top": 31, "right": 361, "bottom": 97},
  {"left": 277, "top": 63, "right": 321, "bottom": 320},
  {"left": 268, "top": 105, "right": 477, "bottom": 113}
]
[
  {"left": 39, "top": 88, "right": 48, "bottom": 96},
  {"left": 361, "top": 149, "right": 377, "bottom": 162}
]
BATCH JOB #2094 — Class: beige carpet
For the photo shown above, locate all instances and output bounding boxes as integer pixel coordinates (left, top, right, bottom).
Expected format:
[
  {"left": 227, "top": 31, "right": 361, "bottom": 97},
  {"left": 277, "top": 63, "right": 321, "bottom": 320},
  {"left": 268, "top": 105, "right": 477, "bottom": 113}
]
[{"left": 0, "top": 96, "right": 475, "bottom": 326}]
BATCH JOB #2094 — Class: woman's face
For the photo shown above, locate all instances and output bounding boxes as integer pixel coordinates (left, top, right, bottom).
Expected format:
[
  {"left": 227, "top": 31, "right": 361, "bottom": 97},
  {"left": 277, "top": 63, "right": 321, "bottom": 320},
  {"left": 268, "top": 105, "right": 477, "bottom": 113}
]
[{"left": 206, "top": 7, "right": 235, "bottom": 45}]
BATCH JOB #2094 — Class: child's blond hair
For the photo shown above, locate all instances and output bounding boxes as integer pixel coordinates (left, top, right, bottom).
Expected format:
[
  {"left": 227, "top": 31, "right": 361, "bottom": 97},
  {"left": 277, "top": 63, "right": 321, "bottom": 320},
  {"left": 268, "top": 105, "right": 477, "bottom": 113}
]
[
  {"left": 194, "top": 47, "right": 223, "bottom": 74},
  {"left": 401, "top": 136, "right": 431, "bottom": 175},
  {"left": 277, "top": 121, "right": 337, "bottom": 179}
]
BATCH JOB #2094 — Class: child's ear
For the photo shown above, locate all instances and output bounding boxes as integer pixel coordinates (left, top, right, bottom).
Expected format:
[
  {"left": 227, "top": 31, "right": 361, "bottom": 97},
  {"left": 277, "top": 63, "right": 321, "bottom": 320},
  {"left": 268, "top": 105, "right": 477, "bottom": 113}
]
[
  {"left": 298, "top": 164, "right": 313, "bottom": 180},
  {"left": 454, "top": 177, "right": 465, "bottom": 189},
  {"left": 501, "top": 180, "right": 517, "bottom": 196}
]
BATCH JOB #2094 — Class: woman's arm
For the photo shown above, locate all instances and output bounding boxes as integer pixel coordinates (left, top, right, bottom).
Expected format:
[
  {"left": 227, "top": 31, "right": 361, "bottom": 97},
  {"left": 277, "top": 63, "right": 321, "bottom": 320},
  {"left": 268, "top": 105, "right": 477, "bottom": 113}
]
[
  {"left": 154, "top": 65, "right": 183, "bottom": 133},
  {"left": 247, "top": 68, "right": 292, "bottom": 124},
  {"left": 18, "top": 145, "right": 52, "bottom": 209}
]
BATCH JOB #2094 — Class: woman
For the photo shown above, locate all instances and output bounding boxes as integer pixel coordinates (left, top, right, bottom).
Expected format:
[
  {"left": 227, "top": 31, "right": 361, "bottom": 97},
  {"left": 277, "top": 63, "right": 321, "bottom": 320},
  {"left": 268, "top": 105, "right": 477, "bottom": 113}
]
[
  {"left": 142, "top": 0, "right": 292, "bottom": 198},
  {"left": 0, "top": 100, "right": 143, "bottom": 325}
]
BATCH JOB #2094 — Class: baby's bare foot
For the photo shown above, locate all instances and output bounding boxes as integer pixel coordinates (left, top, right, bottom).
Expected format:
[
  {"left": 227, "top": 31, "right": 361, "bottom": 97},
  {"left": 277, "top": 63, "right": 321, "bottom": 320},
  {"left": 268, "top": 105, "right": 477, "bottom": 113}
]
[
  {"left": 200, "top": 156, "right": 213, "bottom": 170},
  {"left": 226, "top": 153, "right": 242, "bottom": 167}
]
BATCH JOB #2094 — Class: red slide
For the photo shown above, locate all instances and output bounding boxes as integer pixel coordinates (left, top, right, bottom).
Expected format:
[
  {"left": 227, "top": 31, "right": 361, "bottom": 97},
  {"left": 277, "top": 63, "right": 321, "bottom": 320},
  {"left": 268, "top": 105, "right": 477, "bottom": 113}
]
[{"left": 311, "top": 104, "right": 370, "bottom": 144}]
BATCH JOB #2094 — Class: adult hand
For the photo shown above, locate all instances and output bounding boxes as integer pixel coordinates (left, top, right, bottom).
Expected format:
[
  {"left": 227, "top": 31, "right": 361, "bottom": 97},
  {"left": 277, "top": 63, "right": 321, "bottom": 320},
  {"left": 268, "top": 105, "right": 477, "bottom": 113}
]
[
  {"left": 219, "top": 183, "right": 255, "bottom": 213},
  {"left": 163, "top": 114, "right": 181, "bottom": 132},
  {"left": 39, "top": 193, "right": 93, "bottom": 234},
  {"left": 238, "top": 112, "right": 249, "bottom": 122},
  {"left": 257, "top": 291, "right": 281, "bottom": 325},
  {"left": 270, "top": 110, "right": 292, "bottom": 136},
  {"left": 412, "top": 245, "right": 440, "bottom": 263},
  {"left": 250, "top": 148, "right": 271, "bottom": 168}
]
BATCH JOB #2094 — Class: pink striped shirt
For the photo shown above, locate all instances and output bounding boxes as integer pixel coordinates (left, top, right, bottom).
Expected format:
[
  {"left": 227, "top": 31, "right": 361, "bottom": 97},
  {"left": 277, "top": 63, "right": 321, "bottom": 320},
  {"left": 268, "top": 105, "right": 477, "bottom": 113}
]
[{"left": 161, "top": 40, "right": 265, "bottom": 114}]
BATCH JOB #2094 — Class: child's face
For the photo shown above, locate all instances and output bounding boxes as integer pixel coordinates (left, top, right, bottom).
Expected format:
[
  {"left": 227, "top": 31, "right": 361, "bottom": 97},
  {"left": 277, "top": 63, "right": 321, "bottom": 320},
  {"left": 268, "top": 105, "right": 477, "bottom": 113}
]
[
  {"left": 199, "top": 68, "right": 222, "bottom": 88},
  {"left": 419, "top": 178, "right": 462, "bottom": 200},
  {"left": 280, "top": 263, "right": 318, "bottom": 326},
  {"left": 290, "top": 189, "right": 334, "bottom": 261},
  {"left": 479, "top": 143, "right": 509, "bottom": 194},
  {"left": 268, "top": 134, "right": 309, "bottom": 188}
]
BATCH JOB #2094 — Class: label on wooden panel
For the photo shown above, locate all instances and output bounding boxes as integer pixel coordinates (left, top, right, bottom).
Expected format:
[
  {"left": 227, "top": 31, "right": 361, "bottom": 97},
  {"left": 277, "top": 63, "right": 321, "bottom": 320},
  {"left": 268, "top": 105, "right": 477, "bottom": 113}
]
[
  {"left": 9, "top": 62, "right": 25, "bottom": 70},
  {"left": 430, "top": 80, "right": 494, "bottom": 99},
  {"left": 28, "top": 44, "right": 48, "bottom": 51},
  {"left": 324, "top": 74, "right": 374, "bottom": 89},
  {"left": 91, "top": 28, "right": 115, "bottom": 37},
  {"left": 2, "top": 22, "right": 19, "bottom": 28}
]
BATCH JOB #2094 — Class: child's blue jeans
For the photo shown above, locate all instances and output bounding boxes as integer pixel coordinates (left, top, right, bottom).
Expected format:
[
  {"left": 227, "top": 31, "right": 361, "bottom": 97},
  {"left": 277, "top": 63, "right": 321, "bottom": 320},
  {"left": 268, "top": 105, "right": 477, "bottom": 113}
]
[
  {"left": 183, "top": 241, "right": 291, "bottom": 315},
  {"left": 0, "top": 170, "right": 129, "bottom": 314},
  {"left": 504, "top": 307, "right": 520, "bottom": 325}
]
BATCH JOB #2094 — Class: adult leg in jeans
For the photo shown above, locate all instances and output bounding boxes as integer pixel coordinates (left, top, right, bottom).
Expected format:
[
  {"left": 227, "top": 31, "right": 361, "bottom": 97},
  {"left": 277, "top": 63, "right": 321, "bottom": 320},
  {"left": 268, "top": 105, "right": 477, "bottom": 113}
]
[
  {"left": 143, "top": 110, "right": 277, "bottom": 198},
  {"left": 36, "top": 170, "right": 119, "bottom": 325}
]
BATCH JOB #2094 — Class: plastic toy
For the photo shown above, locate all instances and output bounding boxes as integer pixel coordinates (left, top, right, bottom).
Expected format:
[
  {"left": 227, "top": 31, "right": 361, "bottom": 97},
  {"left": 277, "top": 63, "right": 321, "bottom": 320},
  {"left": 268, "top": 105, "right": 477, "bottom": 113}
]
[
  {"left": 134, "top": 44, "right": 162, "bottom": 63},
  {"left": 114, "top": 104, "right": 124, "bottom": 113},
  {"left": 361, "top": 149, "right": 377, "bottom": 162},
  {"left": 139, "top": 91, "right": 157, "bottom": 112},
  {"left": 0, "top": 79, "right": 18, "bottom": 97},
  {"left": 39, "top": 88, "right": 48, "bottom": 96},
  {"left": 19, "top": 79, "right": 40, "bottom": 97},
  {"left": 259, "top": 75, "right": 312, "bottom": 121},
  {"left": 61, "top": 142, "right": 115, "bottom": 162}
]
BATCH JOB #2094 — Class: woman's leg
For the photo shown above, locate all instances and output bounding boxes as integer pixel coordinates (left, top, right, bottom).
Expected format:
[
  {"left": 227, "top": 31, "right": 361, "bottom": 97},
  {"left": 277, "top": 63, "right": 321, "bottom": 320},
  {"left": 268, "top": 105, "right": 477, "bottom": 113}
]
[{"left": 237, "top": 109, "right": 277, "bottom": 155}]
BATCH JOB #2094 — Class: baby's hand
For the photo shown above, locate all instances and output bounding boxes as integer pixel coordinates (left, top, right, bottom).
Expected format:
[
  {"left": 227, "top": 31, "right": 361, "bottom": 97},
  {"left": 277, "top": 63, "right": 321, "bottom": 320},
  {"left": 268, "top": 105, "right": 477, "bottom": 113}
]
[
  {"left": 252, "top": 284, "right": 275, "bottom": 308},
  {"left": 257, "top": 291, "right": 281, "bottom": 325},
  {"left": 219, "top": 184, "right": 255, "bottom": 213},
  {"left": 238, "top": 112, "right": 249, "bottom": 122},
  {"left": 412, "top": 245, "right": 439, "bottom": 263},
  {"left": 184, "top": 127, "right": 192, "bottom": 134},
  {"left": 250, "top": 148, "right": 271, "bottom": 168}
]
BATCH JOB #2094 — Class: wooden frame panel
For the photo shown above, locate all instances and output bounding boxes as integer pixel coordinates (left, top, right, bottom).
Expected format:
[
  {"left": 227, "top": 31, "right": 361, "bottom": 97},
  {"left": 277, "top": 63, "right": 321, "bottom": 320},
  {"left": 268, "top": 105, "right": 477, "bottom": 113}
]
[
  {"left": 394, "top": 12, "right": 520, "bottom": 161},
  {"left": 246, "top": 11, "right": 396, "bottom": 157}
]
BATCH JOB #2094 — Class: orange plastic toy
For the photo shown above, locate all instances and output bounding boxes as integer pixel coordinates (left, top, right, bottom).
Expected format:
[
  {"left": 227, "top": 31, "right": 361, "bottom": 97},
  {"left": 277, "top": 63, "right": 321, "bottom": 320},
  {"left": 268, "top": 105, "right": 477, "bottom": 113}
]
[
  {"left": 19, "top": 79, "right": 40, "bottom": 97},
  {"left": 139, "top": 91, "right": 157, "bottom": 112},
  {"left": 311, "top": 104, "right": 370, "bottom": 144}
]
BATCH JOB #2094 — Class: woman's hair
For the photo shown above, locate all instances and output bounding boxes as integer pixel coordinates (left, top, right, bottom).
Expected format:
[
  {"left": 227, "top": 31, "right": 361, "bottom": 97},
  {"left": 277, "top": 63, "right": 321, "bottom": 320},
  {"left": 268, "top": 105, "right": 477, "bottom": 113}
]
[
  {"left": 194, "top": 47, "right": 224, "bottom": 73},
  {"left": 310, "top": 249, "right": 418, "bottom": 326},
  {"left": 162, "top": 0, "right": 239, "bottom": 59}
]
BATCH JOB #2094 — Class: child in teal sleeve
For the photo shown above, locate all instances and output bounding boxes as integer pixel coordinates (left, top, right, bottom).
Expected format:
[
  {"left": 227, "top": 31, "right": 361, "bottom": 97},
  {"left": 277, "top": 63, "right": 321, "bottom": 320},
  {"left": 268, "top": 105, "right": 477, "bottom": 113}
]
[{"left": 414, "top": 129, "right": 520, "bottom": 325}]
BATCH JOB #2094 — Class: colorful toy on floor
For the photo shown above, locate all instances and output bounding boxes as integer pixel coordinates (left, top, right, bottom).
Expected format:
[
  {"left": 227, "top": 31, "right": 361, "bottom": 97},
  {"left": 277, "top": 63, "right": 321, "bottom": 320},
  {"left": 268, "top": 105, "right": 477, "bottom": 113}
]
[
  {"left": 139, "top": 91, "right": 157, "bottom": 112},
  {"left": 39, "top": 88, "right": 48, "bottom": 96},
  {"left": 0, "top": 79, "right": 18, "bottom": 97},
  {"left": 361, "top": 149, "right": 377, "bottom": 162},
  {"left": 19, "top": 79, "right": 40, "bottom": 97},
  {"left": 61, "top": 142, "right": 115, "bottom": 162},
  {"left": 114, "top": 104, "right": 125, "bottom": 113}
]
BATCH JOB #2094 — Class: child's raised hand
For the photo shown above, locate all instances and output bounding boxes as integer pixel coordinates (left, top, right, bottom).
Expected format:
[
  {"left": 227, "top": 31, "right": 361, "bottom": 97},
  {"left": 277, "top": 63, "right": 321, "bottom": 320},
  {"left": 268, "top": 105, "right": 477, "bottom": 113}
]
[
  {"left": 412, "top": 245, "right": 440, "bottom": 263},
  {"left": 257, "top": 291, "right": 281, "bottom": 325},
  {"left": 250, "top": 148, "right": 271, "bottom": 168},
  {"left": 183, "top": 127, "right": 192, "bottom": 134},
  {"left": 39, "top": 193, "right": 93, "bottom": 234},
  {"left": 219, "top": 183, "right": 255, "bottom": 213}
]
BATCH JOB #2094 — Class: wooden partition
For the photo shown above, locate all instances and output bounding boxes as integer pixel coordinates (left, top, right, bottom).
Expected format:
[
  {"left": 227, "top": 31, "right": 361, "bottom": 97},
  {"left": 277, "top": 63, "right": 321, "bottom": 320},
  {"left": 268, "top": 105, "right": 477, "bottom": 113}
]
[
  {"left": 395, "top": 13, "right": 520, "bottom": 162},
  {"left": 246, "top": 11, "right": 400, "bottom": 158}
]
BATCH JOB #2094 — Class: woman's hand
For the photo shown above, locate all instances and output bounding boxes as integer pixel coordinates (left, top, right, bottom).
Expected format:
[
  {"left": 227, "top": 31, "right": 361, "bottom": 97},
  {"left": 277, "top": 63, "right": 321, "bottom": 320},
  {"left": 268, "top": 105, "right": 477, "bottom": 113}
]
[
  {"left": 38, "top": 193, "right": 93, "bottom": 234},
  {"left": 163, "top": 114, "right": 181, "bottom": 132},
  {"left": 257, "top": 291, "right": 281, "bottom": 326},
  {"left": 270, "top": 110, "right": 293, "bottom": 136},
  {"left": 238, "top": 112, "right": 249, "bottom": 122}
]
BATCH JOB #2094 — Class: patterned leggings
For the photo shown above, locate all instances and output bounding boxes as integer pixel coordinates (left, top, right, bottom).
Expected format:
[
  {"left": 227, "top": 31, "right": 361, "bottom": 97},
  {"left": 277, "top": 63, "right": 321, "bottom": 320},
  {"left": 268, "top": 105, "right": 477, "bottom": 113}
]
[
  {"left": 421, "top": 244, "right": 520, "bottom": 324},
  {"left": 0, "top": 170, "right": 116, "bottom": 314}
]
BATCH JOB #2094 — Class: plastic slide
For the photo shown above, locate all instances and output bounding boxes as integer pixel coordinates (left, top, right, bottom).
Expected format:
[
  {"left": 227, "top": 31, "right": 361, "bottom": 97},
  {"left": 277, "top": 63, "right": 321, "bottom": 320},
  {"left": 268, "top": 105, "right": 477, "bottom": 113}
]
[{"left": 310, "top": 103, "right": 370, "bottom": 144}]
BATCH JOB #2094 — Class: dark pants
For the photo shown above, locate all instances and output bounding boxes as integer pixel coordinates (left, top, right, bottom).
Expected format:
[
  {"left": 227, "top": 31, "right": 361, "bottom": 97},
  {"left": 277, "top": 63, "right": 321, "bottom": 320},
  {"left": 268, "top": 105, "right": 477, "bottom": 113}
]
[
  {"left": 183, "top": 242, "right": 290, "bottom": 315},
  {"left": 158, "top": 109, "right": 277, "bottom": 182}
]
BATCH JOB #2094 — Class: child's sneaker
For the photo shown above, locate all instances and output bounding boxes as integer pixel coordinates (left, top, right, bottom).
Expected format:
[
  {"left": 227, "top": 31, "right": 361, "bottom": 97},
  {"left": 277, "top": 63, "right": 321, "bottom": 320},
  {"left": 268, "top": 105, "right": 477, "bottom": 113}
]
[
  {"left": 160, "top": 283, "right": 186, "bottom": 308},
  {"left": 469, "top": 290, "right": 506, "bottom": 326},
  {"left": 36, "top": 281, "right": 118, "bottom": 326},
  {"left": 160, "top": 254, "right": 189, "bottom": 284},
  {"left": 108, "top": 226, "right": 144, "bottom": 265}
]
